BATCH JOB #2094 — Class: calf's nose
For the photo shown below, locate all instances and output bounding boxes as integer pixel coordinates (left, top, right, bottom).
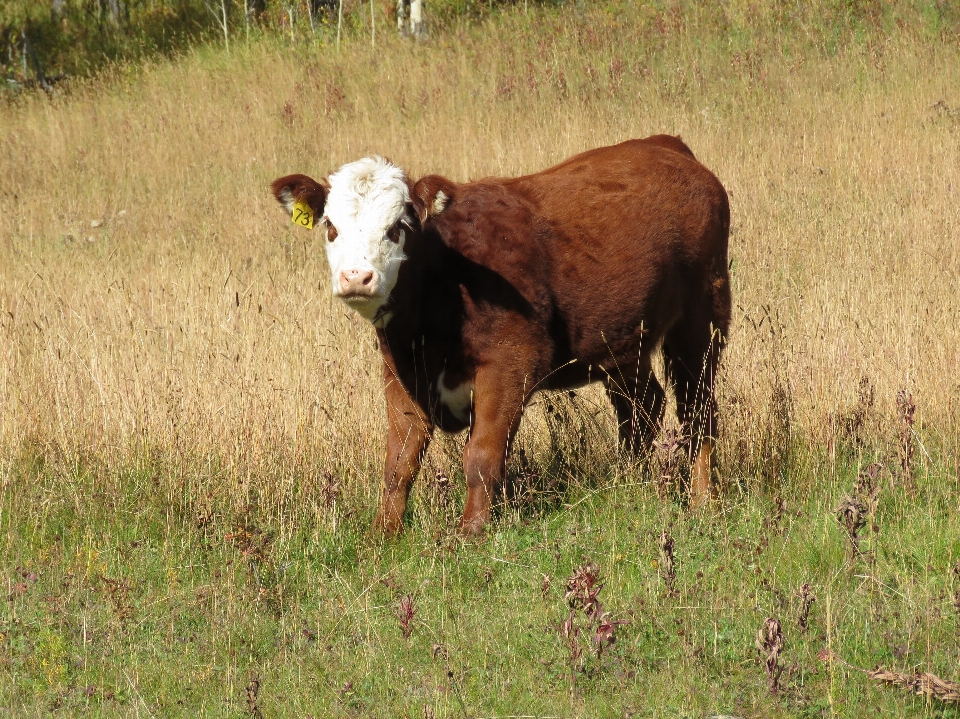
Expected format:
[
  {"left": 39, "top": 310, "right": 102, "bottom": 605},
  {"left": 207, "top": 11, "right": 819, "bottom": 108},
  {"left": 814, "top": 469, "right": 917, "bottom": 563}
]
[{"left": 339, "top": 268, "right": 375, "bottom": 295}]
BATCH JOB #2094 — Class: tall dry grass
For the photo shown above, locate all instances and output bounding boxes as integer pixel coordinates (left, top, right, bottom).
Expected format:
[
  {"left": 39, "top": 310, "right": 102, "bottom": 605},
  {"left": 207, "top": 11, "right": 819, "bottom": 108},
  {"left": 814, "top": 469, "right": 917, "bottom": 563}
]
[{"left": 2, "top": 8, "right": 959, "bottom": 525}]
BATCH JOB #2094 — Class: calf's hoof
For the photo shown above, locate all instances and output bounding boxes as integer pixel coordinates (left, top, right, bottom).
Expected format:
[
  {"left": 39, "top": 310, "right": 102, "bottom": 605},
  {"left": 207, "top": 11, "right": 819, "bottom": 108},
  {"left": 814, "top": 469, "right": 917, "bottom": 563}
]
[
  {"left": 371, "top": 512, "right": 404, "bottom": 538},
  {"left": 689, "top": 442, "right": 717, "bottom": 508},
  {"left": 688, "top": 489, "right": 716, "bottom": 510},
  {"left": 457, "top": 514, "right": 489, "bottom": 538}
]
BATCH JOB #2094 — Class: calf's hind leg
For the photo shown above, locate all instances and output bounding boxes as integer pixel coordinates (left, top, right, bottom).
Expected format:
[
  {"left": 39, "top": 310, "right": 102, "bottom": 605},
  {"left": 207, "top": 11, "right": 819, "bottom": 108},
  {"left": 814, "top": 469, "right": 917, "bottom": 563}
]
[
  {"left": 663, "top": 318, "right": 724, "bottom": 505},
  {"left": 604, "top": 353, "right": 665, "bottom": 455}
]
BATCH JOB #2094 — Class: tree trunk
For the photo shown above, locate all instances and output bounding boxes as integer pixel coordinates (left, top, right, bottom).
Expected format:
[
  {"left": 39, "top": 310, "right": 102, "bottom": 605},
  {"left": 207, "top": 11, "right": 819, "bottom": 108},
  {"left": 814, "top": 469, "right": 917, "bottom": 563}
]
[
  {"left": 224, "top": 0, "right": 230, "bottom": 51},
  {"left": 107, "top": 0, "right": 121, "bottom": 26},
  {"left": 21, "top": 28, "right": 51, "bottom": 91},
  {"left": 336, "top": 0, "right": 343, "bottom": 49},
  {"left": 409, "top": 0, "right": 424, "bottom": 37}
]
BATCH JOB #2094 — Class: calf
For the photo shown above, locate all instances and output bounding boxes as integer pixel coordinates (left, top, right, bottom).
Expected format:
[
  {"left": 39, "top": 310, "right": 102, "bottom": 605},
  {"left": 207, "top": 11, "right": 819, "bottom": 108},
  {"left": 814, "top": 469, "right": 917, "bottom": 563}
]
[{"left": 272, "top": 136, "right": 731, "bottom": 535}]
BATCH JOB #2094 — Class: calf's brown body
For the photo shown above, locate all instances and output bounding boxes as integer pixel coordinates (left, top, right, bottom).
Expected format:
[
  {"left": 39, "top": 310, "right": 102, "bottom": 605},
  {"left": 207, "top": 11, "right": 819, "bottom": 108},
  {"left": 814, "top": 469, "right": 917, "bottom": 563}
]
[{"left": 274, "top": 136, "right": 731, "bottom": 535}]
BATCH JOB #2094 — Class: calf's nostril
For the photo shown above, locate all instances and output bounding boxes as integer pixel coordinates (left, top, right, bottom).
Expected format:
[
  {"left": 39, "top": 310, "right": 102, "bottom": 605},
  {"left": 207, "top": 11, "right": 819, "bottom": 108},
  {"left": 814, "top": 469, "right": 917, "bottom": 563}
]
[{"left": 339, "top": 269, "right": 375, "bottom": 294}]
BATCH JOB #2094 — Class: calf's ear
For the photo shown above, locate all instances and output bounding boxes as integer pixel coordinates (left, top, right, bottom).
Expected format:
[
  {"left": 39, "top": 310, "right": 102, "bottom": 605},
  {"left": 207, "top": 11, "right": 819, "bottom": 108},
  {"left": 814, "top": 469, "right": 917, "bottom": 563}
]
[
  {"left": 411, "top": 175, "right": 456, "bottom": 224},
  {"left": 271, "top": 174, "right": 329, "bottom": 221}
]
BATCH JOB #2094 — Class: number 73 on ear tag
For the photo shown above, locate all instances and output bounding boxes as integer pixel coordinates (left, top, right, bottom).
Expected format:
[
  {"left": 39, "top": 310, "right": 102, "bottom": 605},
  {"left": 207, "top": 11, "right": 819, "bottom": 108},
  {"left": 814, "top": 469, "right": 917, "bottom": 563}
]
[{"left": 292, "top": 199, "right": 314, "bottom": 229}]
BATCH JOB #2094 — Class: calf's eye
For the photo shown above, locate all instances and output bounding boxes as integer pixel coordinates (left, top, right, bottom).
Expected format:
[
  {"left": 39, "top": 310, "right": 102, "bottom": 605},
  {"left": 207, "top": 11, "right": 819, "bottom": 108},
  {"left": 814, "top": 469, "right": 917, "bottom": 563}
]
[
  {"left": 387, "top": 224, "right": 404, "bottom": 244},
  {"left": 323, "top": 218, "right": 338, "bottom": 242}
]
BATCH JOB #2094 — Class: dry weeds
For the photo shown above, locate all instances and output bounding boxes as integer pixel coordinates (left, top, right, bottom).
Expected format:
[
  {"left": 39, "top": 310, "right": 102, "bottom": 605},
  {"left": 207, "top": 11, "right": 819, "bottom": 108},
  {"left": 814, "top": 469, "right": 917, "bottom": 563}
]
[
  {"left": 796, "top": 582, "right": 815, "bottom": 632},
  {"left": 868, "top": 668, "right": 960, "bottom": 705},
  {"left": 1, "top": 9, "right": 959, "bottom": 533},
  {"left": 756, "top": 617, "right": 784, "bottom": 695},
  {"left": 657, "top": 530, "right": 676, "bottom": 594}
]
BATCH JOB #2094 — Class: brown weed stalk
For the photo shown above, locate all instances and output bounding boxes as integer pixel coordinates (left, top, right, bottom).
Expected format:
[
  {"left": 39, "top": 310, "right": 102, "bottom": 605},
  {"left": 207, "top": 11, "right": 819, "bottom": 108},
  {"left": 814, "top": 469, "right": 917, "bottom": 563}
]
[
  {"left": 320, "top": 471, "right": 342, "bottom": 509},
  {"left": 558, "top": 609, "right": 583, "bottom": 677},
  {"left": 796, "top": 583, "right": 815, "bottom": 632},
  {"left": 565, "top": 563, "right": 603, "bottom": 619},
  {"left": 763, "top": 495, "right": 787, "bottom": 536},
  {"left": 840, "top": 376, "right": 876, "bottom": 448},
  {"left": 246, "top": 674, "right": 263, "bottom": 719},
  {"left": 952, "top": 561, "right": 960, "bottom": 618},
  {"left": 756, "top": 617, "right": 785, "bottom": 695},
  {"left": 99, "top": 575, "right": 134, "bottom": 624},
  {"left": 868, "top": 668, "right": 960, "bottom": 704},
  {"left": 658, "top": 531, "right": 676, "bottom": 594},
  {"left": 540, "top": 573, "right": 551, "bottom": 600},
  {"left": 896, "top": 389, "right": 917, "bottom": 487},
  {"left": 854, "top": 462, "right": 883, "bottom": 529},
  {"left": 397, "top": 595, "right": 416, "bottom": 639},
  {"left": 835, "top": 463, "right": 883, "bottom": 564},
  {"left": 653, "top": 427, "right": 686, "bottom": 497},
  {"left": 762, "top": 375, "right": 792, "bottom": 485},
  {"left": 560, "top": 562, "right": 624, "bottom": 674},
  {"left": 835, "top": 494, "right": 868, "bottom": 561}
]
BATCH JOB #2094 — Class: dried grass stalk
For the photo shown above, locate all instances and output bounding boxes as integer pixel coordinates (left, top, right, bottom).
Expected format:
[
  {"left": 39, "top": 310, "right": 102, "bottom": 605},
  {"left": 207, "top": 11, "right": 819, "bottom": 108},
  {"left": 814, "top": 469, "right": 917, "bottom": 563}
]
[{"left": 868, "top": 668, "right": 960, "bottom": 704}]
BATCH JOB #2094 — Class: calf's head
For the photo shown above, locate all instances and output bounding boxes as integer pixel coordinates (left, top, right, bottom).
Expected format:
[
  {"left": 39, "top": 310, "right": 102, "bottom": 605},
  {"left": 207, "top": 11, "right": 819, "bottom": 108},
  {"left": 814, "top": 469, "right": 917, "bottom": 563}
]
[{"left": 272, "top": 157, "right": 414, "bottom": 324}]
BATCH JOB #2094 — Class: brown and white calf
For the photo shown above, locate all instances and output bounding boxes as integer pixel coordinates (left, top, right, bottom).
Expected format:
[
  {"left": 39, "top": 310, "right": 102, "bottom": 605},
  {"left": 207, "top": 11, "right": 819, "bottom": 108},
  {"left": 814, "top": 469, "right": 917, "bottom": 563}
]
[{"left": 272, "top": 136, "right": 731, "bottom": 535}]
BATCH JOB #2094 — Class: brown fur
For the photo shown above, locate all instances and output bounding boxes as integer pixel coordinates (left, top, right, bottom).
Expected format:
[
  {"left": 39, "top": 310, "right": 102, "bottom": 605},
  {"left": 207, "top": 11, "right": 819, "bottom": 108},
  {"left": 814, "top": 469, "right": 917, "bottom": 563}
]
[{"left": 273, "top": 136, "right": 731, "bottom": 535}]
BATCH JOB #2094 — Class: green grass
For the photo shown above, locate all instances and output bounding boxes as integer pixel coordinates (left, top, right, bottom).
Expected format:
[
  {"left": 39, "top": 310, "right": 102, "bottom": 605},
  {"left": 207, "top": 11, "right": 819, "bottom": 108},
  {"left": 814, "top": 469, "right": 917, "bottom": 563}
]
[{"left": 2, "top": 443, "right": 959, "bottom": 717}]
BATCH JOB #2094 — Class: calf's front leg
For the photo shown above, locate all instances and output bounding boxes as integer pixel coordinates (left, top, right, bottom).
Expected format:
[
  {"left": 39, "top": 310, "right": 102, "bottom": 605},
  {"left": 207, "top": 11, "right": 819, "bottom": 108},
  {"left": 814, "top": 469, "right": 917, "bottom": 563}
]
[
  {"left": 460, "top": 365, "right": 530, "bottom": 535},
  {"left": 372, "top": 371, "right": 432, "bottom": 536}
]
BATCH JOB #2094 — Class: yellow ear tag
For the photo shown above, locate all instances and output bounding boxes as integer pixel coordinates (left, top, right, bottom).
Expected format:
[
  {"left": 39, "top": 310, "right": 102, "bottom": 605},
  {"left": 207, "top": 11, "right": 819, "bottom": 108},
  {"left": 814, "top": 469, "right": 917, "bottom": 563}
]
[{"left": 291, "top": 199, "right": 314, "bottom": 229}]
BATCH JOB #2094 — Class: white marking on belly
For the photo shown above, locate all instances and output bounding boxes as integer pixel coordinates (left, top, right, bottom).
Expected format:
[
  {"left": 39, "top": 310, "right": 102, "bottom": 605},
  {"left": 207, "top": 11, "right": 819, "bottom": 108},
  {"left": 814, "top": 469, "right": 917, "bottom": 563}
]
[{"left": 437, "top": 371, "right": 474, "bottom": 422}]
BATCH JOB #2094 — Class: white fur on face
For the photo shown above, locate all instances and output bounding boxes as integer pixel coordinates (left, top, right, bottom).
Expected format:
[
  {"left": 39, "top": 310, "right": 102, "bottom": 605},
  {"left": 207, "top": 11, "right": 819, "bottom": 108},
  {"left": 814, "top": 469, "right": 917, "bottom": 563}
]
[{"left": 323, "top": 157, "right": 410, "bottom": 324}]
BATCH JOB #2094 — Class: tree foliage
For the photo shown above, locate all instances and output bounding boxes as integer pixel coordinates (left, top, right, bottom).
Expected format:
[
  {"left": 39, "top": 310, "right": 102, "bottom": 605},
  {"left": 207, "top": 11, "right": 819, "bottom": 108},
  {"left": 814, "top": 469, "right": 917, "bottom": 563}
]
[{"left": 2, "top": 0, "right": 958, "bottom": 89}]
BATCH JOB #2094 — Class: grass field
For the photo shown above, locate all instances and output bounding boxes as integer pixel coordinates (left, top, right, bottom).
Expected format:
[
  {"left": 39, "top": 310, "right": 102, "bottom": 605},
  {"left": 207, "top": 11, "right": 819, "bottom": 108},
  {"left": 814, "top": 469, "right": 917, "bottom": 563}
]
[{"left": 2, "top": 3, "right": 960, "bottom": 716}]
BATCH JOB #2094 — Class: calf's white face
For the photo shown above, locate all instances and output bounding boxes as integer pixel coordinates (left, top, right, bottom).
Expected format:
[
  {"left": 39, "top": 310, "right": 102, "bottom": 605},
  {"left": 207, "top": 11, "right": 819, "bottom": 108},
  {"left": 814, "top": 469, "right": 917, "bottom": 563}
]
[{"left": 322, "top": 157, "right": 410, "bottom": 324}]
